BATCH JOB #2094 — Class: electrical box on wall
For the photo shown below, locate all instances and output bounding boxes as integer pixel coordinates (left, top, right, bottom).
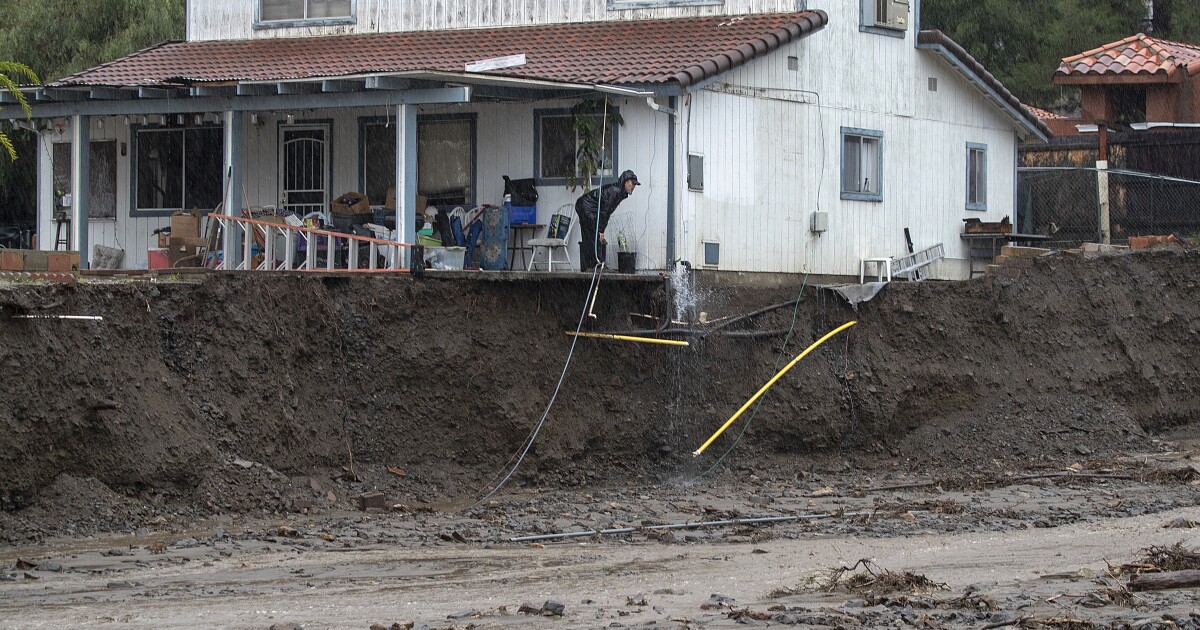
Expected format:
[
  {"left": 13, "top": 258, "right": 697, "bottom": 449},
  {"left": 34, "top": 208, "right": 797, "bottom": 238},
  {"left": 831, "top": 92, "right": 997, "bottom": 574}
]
[{"left": 810, "top": 211, "right": 829, "bottom": 233}]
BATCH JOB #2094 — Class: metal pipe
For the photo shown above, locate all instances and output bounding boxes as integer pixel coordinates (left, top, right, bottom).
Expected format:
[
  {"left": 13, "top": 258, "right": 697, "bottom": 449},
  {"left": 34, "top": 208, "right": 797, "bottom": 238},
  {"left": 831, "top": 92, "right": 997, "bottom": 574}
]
[{"left": 509, "top": 510, "right": 905, "bottom": 543}]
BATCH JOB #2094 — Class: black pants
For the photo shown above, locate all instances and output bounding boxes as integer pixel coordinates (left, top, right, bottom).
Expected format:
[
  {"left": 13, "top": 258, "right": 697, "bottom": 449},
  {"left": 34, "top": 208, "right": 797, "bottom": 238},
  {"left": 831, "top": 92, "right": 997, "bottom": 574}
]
[{"left": 578, "top": 217, "right": 606, "bottom": 269}]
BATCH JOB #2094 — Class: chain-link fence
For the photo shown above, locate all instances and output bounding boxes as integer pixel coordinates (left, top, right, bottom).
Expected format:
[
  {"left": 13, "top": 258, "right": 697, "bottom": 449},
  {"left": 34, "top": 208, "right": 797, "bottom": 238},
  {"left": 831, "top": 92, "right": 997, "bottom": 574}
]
[{"left": 1017, "top": 167, "right": 1200, "bottom": 248}]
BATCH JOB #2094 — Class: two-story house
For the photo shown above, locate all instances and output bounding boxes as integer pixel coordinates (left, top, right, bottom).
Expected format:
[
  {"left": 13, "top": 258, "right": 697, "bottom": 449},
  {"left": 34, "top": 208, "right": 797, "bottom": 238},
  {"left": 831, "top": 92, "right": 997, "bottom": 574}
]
[{"left": 3, "top": 0, "right": 1048, "bottom": 278}]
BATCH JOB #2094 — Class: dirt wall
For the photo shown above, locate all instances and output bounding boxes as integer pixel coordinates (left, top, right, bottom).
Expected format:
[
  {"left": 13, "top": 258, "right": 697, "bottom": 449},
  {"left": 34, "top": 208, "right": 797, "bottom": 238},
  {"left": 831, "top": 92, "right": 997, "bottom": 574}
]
[{"left": 2, "top": 250, "right": 1198, "bottom": 516}]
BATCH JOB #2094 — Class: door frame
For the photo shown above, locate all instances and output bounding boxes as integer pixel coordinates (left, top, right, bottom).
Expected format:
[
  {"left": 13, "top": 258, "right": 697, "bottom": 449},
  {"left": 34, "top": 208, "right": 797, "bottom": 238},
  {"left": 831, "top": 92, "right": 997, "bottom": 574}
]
[{"left": 277, "top": 119, "right": 333, "bottom": 219}]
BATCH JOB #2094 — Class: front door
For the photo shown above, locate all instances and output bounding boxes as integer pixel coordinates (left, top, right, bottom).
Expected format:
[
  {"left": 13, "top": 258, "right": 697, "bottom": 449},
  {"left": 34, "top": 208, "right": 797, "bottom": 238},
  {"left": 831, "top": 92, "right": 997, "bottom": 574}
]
[{"left": 279, "top": 124, "right": 329, "bottom": 218}]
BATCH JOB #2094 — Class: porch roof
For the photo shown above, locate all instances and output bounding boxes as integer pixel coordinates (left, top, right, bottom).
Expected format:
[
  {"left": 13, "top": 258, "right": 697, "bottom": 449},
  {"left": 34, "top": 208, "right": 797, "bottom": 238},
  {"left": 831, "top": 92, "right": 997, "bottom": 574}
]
[{"left": 47, "top": 11, "right": 826, "bottom": 96}]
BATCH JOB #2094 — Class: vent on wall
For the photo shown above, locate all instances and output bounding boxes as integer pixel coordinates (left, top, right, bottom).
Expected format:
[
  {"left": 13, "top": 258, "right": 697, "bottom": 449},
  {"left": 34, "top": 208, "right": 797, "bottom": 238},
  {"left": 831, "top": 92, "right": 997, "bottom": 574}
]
[
  {"left": 703, "top": 241, "right": 720, "bottom": 267},
  {"left": 874, "top": 0, "right": 909, "bottom": 30}
]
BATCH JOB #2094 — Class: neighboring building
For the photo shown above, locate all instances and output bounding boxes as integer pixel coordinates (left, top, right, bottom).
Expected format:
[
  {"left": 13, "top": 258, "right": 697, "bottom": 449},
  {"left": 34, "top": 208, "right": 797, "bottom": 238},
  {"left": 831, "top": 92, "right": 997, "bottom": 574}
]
[
  {"left": 3, "top": 0, "right": 1048, "bottom": 279},
  {"left": 1047, "top": 33, "right": 1200, "bottom": 134},
  {"left": 1020, "top": 33, "right": 1200, "bottom": 246}
]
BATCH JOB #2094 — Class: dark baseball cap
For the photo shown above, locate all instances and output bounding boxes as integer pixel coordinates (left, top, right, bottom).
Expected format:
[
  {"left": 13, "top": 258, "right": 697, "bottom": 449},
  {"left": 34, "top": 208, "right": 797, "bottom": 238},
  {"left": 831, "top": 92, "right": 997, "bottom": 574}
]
[{"left": 620, "top": 170, "right": 641, "bottom": 185}]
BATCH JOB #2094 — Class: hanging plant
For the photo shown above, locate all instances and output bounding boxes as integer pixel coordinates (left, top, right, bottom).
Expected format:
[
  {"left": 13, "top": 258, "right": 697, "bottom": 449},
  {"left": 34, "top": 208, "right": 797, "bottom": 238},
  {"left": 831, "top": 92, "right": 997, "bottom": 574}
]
[{"left": 568, "top": 99, "right": 623, "bottom": 192}]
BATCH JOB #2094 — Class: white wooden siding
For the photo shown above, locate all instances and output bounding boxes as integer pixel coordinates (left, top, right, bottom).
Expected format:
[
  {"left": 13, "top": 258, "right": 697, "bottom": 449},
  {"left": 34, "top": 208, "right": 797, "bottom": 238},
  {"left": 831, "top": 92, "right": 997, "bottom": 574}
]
[
  {"left": 680, "top": 0, "right": 1023, "bottom": 279},
  {"left": 189, "top": 0, "right": 806, "bottom": 40}
]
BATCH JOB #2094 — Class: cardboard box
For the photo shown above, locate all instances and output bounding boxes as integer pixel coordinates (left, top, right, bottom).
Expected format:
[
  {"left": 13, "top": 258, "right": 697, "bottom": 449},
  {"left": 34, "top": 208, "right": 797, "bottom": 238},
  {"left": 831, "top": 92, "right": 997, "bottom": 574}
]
[
  {"left": 157, "top": 232, "right": 170, "bottom": 248},
  {"left": 169, "top": 236, "right": 208, "bottom": 249},
  {"left": 171, "top": 209, "right": 200, "bottom": 240},
  {"left": 332, "top": 192, "right": 371, "bottom": 215},
  {"left": 383, "top": 188, "right": 427, "bottom": 215}
]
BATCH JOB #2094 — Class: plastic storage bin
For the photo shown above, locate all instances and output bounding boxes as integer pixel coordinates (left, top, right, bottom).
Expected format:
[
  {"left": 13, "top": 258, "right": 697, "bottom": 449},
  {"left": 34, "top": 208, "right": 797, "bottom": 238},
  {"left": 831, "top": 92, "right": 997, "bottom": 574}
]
[
  {"left": 424, "top": 246, "right": 466, "bottom": 270},
  {"left": 505, "top": 201, "right": 536, "bottom": 225}
]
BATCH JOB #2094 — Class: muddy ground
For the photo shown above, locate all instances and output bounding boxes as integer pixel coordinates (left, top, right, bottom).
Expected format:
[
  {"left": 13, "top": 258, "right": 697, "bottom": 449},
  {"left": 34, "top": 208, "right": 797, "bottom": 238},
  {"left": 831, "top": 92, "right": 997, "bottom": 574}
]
[{"left": 1, "top": 249, "right": 1199, "bottom": 628}]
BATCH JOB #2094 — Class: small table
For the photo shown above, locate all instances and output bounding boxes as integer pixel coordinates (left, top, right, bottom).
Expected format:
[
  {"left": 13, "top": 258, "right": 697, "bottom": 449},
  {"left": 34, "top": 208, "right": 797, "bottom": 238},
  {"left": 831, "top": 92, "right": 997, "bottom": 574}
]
[
  {"left": 508, "top": 223, "right": 544, "bottom": 270},
  {"left": 961, "top": 232, "right": 1050, "bottom": 278}
]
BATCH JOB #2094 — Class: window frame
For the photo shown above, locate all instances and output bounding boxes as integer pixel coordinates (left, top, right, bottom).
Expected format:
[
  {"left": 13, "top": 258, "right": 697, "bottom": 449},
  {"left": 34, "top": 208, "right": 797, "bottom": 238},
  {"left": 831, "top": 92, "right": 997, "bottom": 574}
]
[
  {"left": 357, "top": 113, "right": 478, "bottom": 208},
  {"left": 533, "top": 107, "right": 620, "bottom": 188},
  {"left": 608, "top": 0, "right": 723, "bottom": 9},
  {"left": 53, "top": 140, "right": 118, "bottom": 220},
  {"left": 255, "top": 0, "right": 356, "bottom": 30},
  {"left": 840, "top": 127, "right": 884, "bottom": 203},
  {"left": 859, "top": 0, "right": 908, "bottom": 38},
  {"left": 129, "top": 123, "right": 224, "bottom": 217},
  {"left": 966, "top": 142, "right": 988, "bottom": 212}
]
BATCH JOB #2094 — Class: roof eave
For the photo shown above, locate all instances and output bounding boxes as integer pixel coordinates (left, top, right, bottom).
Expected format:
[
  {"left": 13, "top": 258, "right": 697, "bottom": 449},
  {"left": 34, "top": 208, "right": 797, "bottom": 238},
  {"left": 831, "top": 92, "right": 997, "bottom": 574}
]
[
  {"left": 1051, "top": 72, "right": 1181, "bottom": 86},
  {"left": 917, "top": 30, "right": 1051, "bottom": 143}
]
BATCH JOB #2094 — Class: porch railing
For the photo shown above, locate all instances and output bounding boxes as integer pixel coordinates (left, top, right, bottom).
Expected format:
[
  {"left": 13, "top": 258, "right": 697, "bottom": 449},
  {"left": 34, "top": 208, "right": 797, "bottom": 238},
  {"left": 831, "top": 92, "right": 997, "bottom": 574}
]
[{"left": 209, "top": 214, "right": 410, "bottom": 272}]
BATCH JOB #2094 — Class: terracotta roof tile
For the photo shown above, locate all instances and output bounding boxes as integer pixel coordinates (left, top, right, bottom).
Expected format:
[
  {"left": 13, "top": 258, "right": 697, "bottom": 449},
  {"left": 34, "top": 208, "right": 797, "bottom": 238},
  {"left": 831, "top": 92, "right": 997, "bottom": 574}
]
[
  {"left": 53, "top": 12, "right": 827, "bottom": 89},
  {"left": 1055, "top": 33, "right": 1200, "bottom": 81},
  {"left": 1026, "top": 106, "right": 1067, "bottom": 120}
]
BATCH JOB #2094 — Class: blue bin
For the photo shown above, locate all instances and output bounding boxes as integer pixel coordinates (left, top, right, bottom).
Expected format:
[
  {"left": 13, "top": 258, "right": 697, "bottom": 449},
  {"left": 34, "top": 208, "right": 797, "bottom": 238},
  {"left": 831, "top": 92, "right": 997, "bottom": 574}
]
[{"left": 505, "top": 202, "right": 536, "bottom": 225}]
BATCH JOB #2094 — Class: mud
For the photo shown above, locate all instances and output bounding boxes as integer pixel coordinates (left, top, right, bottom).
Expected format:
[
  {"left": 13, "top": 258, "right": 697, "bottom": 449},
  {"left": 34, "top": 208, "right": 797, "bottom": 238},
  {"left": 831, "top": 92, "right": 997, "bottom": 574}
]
[{"left": 1, "top": 249, "right": 1200, "bottom": 627}]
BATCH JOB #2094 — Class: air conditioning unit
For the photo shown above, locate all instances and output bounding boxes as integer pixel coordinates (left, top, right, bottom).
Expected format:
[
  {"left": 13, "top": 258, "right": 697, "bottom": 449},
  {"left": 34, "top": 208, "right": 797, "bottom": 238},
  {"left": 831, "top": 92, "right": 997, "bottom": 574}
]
[{"left": 875, "top": 0, "right": 909, "bottom": 30}]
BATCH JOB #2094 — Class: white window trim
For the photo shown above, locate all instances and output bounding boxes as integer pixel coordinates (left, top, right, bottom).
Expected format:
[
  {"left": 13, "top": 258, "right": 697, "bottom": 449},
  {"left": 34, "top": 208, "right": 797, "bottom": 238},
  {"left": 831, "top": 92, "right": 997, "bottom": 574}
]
[
  {"left": 840, "top": 127, "right": 884, "bottom": 202},
  {"left": 255, "top": 0, "right": 356, "bottom": 29},
  {"left": 966, "top": 143, "right": 988, "bottom": 211}
]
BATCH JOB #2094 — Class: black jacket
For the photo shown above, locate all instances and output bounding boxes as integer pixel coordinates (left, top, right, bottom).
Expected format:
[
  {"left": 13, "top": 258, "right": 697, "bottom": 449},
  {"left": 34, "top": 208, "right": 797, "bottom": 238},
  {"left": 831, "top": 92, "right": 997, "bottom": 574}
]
[{"left": 574, "top": 170, "right": 638, "bottom": 234}]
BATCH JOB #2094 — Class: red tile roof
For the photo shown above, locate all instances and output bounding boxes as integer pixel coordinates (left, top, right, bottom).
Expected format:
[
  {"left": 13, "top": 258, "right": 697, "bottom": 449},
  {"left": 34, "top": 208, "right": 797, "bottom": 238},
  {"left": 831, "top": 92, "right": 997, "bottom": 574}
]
[
  {"left": 1055, "top": 33, "right": 1200, "bottom": 82},
  {"left": 54, "top": 12, "right": 826, "bottom": 89},
  {"left": 1026, "top": 106, "right": 1068, "bottom": 120}
]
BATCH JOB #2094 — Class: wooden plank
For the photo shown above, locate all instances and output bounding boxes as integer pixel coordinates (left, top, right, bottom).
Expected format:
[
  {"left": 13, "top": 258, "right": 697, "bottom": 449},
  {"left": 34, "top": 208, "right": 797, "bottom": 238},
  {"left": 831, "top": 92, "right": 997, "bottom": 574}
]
[{"left": 1128, "top": 570, "right": 1200, "bottom": 592}]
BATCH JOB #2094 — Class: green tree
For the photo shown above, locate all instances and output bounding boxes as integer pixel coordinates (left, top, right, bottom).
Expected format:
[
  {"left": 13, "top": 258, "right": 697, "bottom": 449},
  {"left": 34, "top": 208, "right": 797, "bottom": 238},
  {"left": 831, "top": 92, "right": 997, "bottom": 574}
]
[
  {"left": 0, "top": 0, "right": 183, "bottom": 225},
  {"left": 1152, "top": 0, "right": 1200, "bottom": 43},
  {"left": 922, "top": 0, "right": 1147, "bottom": 107}
]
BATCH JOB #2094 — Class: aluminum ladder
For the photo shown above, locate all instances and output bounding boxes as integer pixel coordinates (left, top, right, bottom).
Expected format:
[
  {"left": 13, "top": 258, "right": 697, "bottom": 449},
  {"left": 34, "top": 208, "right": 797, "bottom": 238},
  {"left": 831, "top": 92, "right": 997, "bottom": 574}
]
[{"left": 889, "top": 242, "right": 944, "bottom": 281}]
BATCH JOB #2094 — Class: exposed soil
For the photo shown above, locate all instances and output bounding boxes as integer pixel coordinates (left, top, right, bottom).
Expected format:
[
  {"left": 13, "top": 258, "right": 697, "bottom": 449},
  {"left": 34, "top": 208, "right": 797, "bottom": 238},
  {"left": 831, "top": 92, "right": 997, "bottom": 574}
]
[{"left": 1, "top": 248, "right": 1200, "bottom": 628}]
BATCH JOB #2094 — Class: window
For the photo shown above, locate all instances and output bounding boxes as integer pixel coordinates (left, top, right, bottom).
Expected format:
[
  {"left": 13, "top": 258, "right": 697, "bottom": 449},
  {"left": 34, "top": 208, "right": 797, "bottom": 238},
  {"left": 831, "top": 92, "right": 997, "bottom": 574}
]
[
  {"left": 359, "top": 114, "right": 477, "bottom": 207},
  {"left": 1108, "top": 86, "right": 1147, "bottom": 127},
  {"left": 608, "top": 0, "right": 722, "bottom": 9},
  {"left": 860, "top": 0, "right": 908, "bottom": 37},
  {"left": 841, "top": 128, "right": 883, "bottom": 202},
  {"left": 258, "top": 0, "right": 353, "bottom": 27},
  {"left": 53, "top": 141, "right": 117, "bottom": 219},
  {"left": 966, "top": 143, "right": 987, "bottom": 211},
  {"left": 133, "top": 126, "right": 223, "bottom": 215},
  {"left": 534, "top": 108, "right": 618, "bottom": 185},
  {"left": 687, "top": 154, "right": 704, "bottom": 191}
]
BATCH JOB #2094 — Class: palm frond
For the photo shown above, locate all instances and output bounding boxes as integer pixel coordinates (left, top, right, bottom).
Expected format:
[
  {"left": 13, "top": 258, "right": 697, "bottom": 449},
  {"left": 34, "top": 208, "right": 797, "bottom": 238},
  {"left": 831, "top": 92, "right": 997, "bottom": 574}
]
[
  {"left": 0, "top": 131, "right": 16, "bottom": 162},
  {"left": 0, "top": 61, "right": 39, "bottom": 120}
]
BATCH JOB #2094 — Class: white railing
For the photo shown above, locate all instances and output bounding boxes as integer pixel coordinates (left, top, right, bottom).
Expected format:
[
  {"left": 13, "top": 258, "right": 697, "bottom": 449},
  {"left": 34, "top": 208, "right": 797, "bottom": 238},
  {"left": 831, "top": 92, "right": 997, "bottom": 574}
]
[{"left": 209, "top": 214, "right": 410, "bottom": 272}]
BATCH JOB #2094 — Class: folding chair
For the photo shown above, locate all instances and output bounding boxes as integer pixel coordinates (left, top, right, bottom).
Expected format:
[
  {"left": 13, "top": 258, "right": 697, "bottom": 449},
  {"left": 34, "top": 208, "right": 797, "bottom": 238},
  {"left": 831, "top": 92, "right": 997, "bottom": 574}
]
[{"left": 527, "top": 204, "right": 576, "bottom": 271}]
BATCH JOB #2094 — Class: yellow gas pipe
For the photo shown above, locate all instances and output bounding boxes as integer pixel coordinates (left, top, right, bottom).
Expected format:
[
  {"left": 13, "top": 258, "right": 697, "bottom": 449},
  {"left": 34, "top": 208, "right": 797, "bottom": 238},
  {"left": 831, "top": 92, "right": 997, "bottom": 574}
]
[
  {"left": 693, "top": 320, "right": 858, "bottom": 457},
  {"left": 565, "top": 331, "right": 690, "bottom": 347}
]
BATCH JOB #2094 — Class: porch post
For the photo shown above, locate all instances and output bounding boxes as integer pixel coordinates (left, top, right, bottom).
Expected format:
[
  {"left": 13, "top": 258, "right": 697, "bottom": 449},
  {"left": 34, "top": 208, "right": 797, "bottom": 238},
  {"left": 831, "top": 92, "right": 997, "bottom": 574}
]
[
  {"left": 666, "top": 96, "right": 678, "bottom": 267},
  {"left": 393, "top": 103, "right": 417, "bottom": 266},
  {"left": 70, "top": 115, "right": 90, "bottom": 268},
  {"left": 223, "top": 110, "right": 243, "bottom": 268}
]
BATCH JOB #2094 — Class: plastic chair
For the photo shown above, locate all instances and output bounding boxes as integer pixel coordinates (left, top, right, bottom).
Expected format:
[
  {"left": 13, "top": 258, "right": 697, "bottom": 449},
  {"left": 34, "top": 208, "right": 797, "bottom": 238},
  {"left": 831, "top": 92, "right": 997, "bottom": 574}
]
[{"left": 527, "top": 204, "right": 576, "bottom": 271}]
